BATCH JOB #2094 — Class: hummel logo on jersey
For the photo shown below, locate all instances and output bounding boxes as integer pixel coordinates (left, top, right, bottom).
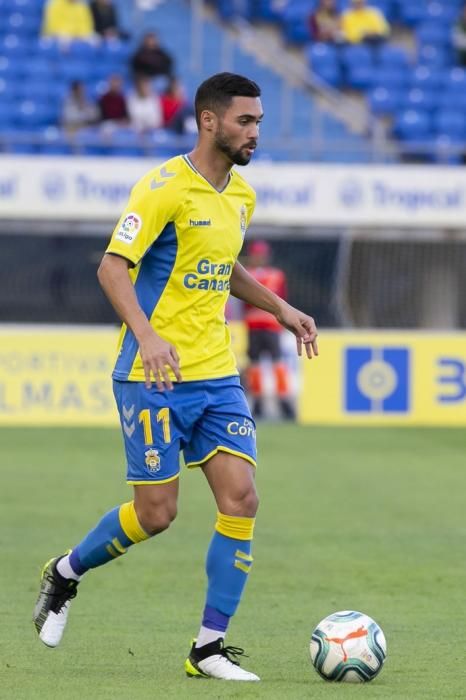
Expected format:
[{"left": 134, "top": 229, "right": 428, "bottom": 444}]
[
  {"left": 190, "top": 218, "right": 212, "bottom": 227},
  {"left": 150, "top": 166, "right": 175, "bottom": 190}
]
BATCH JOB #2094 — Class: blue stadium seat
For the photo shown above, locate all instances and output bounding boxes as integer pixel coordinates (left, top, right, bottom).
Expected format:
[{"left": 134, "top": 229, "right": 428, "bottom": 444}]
[
  {"left": 371, "top": 67, "right": 408, "bottom": 90},
  {"left": 424, "top": 2, "right": 459, "bottom": 24},
  {"left": 432, "top": 133, "right": 464, "bottom": 165},
  {"left": 281, "top": 4, "right": 311, "bottom": 44},
  {"left": 101, "top": 39, "right": 132, "bottom": 62},
  {"left": 38, "top": 127, "right": 73, "bottom": 155},
  {"left": 0, "top": 101, "right": 14, "bottom": 128},
  {"left": 444, "top": 66, "right": 466, "bottom": 91},
  {"left": 341, "top": 44, "right": 375, "bottom": 89},
  {"left": 409, "top": 65, "right": 445, "bottom": 90},
  {"left": 417, "top": 44, "right": 450, "bottom": 67},
  {"left": 65, "top": 40, "right": 100, "bottom": 60},
  {"left": 107, "top": 128, "right": 146, "bottom": 157},
  {"left": 367, "top": 86, "right": 402, "bottom": 115},
  {"left": 35, "top": 37, "right": 62, "bottom": 59},
  {"left": 0, "top": 77, "right": 19, "bottom": 100},
  {"left": 434, "top": 109, "right": 466, "bottom": 138},
  {"left": 438, "top": 88, "right": 466, "bottom": 110},
  {"left": 73, "top": 127, "right": 111, "bottom": 156},
  {"left": 8, "top": 0, "right": 46, "bottom": 12},
  {"left": 0, "top": 33, "right": 31, "bottom": 56},
  {"left": 394, "top": 108, "right": 431, "bottom": 141},
  {"left": 401, "top": 87, "right": 437, "bottom": 112},
  {"left": 15, "top": 99, "right": 59, "bottom": 128},
  {"left": 0, "top": 56, "right": 19, "bottom": 79},
  {"left": 57, "top": 60, "right": 97, "bottom": 83},
  {"left": 25, "top": 57, "right": 56, "bottom": 81},
  {"left": 307, "top": 43, "right": 342, "bottom": 87},
  {"left": 15, "top": 81, "right": 62, "bottom": 105},
  {"left": 251, "top": 0, "right": 284, "bottom": 21},
  {"left": 398, "top": 0, "right": 430, "bottom": 27},
  {"left": 6, "top": 12, "right": 41, "bottom": 36},
  {"left": 377, "top": 44, "right": 410, "bottom": 70},
  {"left": 416, "top": 22, "right": 450, "bottom": 46},
  {"left": 0, "top": 127, "right": 41, "bottom": 153}
]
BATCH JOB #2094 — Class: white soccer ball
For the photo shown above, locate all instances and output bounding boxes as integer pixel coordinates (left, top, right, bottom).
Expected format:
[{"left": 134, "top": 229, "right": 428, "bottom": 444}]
[{"left": 310, "top": 610, "right": 387, "bottom": 683}]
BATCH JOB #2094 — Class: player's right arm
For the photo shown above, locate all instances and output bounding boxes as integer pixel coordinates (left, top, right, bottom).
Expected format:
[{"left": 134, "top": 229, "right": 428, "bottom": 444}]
[
  {"left": 97, "top": 254, "right": 181, "bottom": 391},
  {"left": 98, "top": 163, "right": 183, "bottom": 390}
]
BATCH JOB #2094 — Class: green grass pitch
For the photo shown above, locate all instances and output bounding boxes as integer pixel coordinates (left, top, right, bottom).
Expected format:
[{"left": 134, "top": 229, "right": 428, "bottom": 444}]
[{"left": 1, "top": 425, "right": 466, "bottom": 699}]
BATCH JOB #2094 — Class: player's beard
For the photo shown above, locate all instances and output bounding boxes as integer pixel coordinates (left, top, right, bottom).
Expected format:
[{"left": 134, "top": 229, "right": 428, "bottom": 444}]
[{"left": 214, "top": 125, "right": 253, "bottom": 166}]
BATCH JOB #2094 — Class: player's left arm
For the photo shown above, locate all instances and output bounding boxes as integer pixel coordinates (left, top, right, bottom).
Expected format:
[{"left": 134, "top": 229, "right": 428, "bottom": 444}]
[{"left": 230, "top": 261, "right": 318, "bottom": 358}]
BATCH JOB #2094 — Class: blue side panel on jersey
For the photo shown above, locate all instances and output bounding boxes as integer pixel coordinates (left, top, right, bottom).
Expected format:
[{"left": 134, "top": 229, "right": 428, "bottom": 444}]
[
  {"left": 345, "top": 347, "right": 372, "bottom": 411},
  {"left": 382, "top": 348, "right": 409, "bottom": 412},
  {"left": 113, "top": 222, "right": 177, "bottom": 379}
]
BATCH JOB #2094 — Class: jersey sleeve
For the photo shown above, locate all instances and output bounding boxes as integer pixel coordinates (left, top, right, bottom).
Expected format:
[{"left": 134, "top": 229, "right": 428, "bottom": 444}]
[
  {"left": 245, "top": 190, "right": 256, "bottom": 229},
  {"left": 106, "top": 168, "right": 181, "bottom": 266}
]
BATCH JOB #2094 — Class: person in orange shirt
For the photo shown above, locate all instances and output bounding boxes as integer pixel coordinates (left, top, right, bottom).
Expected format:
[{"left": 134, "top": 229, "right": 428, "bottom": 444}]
[
  {"left": 244, "top": 240, "right": 295, "bottom": 420},
  {"left": 341, "top": 0, "right": 389, "bottom": 44}
]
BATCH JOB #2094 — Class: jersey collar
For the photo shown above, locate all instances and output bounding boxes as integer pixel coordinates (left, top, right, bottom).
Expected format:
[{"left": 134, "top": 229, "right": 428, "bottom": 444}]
[{"left": 182, "top": 154, "right": 232, "bottom": 194}]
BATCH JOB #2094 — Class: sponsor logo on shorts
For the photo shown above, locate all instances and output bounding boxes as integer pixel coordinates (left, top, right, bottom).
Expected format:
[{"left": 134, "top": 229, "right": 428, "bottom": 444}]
[
  {"left": 115, "top": 212, "right": 141, "bottom": 244},
  {"left": 145, "top": 448, "right": 161, "bottom": 472},
  {"left": 227, "top": 418, "right": 256, "bottom": 438}
]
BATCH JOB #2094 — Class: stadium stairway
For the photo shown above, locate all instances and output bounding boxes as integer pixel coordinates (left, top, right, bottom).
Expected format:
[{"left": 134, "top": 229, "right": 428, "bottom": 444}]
[{"left": 212, "top": 0, "right": 466, "bottom": 163}]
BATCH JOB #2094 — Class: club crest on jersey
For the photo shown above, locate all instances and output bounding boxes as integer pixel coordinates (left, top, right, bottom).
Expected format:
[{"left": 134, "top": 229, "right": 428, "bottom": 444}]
[
  {"left": 240, "top": 205, "right": 247, "bottom": 239},
  {"left": 115, "top": 212, "right": 141, "bottom": 244},
  {"left": 145, "top": 448, "right": 160, "bottom": 472}
]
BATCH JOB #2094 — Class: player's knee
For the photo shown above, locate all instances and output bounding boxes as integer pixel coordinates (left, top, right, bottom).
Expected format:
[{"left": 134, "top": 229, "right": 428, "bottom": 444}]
[
  {"left": 223, "top": 486, "right": 259, "bottom": 518},
  {"left": 136, "top": 502, "right": 178, "bottom": 536}
]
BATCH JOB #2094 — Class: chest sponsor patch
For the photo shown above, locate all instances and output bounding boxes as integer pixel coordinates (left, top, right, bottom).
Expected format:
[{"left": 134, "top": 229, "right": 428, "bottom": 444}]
[{"left": 115, "top": 213, "right": 142, "bottom": 244}]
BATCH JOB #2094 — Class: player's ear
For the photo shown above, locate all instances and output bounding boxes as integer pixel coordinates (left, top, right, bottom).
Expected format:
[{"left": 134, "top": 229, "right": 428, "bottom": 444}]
[{"left": 200, "top": 109, "right": 216, "bottom": 131}]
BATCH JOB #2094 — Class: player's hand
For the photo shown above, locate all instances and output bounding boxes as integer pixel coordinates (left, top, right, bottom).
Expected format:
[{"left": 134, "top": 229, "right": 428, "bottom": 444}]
[
  {"left": 275, "top": 303, "right": 318, "bottom": 359},
  {"left": 138, "top": 331, "right": 182, "bottom": 390}
]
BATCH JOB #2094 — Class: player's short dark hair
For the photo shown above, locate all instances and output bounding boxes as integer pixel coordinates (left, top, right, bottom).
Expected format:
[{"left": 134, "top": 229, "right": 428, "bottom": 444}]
[{"left": 194, "top": 72, "right": 261, "bottom": 127}]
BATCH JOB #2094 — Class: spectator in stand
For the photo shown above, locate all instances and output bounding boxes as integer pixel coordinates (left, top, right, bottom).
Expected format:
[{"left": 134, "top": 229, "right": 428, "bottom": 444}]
[
  {"left": 90, "top": 0, "right": 122, "bottom": 39},
  {"left": 452, "top": 4, "right": 466, "bottom": 67},
  {"left": 62, "top": 80, "right": 99, "bottom": 131},
  {"left": 341, "top": 0, "right": 389, "bottom": 44},
  {"left": 160, "top": 76, "right": 193, "bottom": 132},
  {"left": 42, "top": 0, "right": 95, "bottom": 43},
  {"left": 127, "top": 76, "right": 163, "bottom": 132},
  {"left": 244, "top": 240, "right": 296, "bottom": 421},
  {"left": 309, "top": 0, "right": 343, "bottom": 43},
  {"left": 98, "top": 75, "right": 129, "bottom": 124},
  {"left": 131, "top": 31, "right": 174, "bottom": 79}
]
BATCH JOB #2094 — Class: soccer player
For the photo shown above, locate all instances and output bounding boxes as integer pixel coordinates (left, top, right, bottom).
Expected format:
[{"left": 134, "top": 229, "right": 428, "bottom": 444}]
[
  {"left": 244, "top": 239, "right": 296, "bottom": 420},
  {"left": 33, "top": 72, "right": 318, "bottom": 682}
]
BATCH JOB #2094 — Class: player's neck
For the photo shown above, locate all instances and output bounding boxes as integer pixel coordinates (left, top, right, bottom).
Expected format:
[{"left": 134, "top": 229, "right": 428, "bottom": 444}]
[{"left": 187, "top": 147, "right": 232, "bottom": 192}]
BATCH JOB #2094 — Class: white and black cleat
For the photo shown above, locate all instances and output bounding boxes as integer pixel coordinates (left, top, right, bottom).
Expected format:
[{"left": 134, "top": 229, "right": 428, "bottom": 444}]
[
  {"left": 33, "top": 556, "right": 79, "bottom": 648},
  {"left": 185, "top": 638, "right": 260, "bottom": 681}
]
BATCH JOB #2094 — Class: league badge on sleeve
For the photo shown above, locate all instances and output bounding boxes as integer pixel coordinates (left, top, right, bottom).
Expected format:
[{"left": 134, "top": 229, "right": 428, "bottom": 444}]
[{"left": 115, "top": 213, "right": 142, "bottom": 244}]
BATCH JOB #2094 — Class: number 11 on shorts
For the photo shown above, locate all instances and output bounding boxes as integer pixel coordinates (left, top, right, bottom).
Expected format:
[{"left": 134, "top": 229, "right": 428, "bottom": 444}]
[{"left": 138, "top": 408, "right": 171, "bottom": 445}]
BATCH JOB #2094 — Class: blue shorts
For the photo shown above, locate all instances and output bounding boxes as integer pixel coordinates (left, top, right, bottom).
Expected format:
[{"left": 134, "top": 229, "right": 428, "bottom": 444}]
[{"left": 113, "top": 376, "right": 257, "bottom": 484}]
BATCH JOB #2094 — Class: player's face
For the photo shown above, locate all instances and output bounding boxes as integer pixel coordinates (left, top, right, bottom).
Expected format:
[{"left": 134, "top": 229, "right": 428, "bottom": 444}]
[{"left": 214, "top": 96, "right": 263, "bottom": 166}]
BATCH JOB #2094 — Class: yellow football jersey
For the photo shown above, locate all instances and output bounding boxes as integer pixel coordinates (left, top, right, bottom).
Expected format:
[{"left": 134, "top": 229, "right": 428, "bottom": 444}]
[{"left": 106, "top": 154, "right": 256, "bottom": 382}]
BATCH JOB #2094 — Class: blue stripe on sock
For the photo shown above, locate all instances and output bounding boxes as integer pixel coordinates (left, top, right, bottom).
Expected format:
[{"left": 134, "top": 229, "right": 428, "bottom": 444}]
[
  {"left": 69, "top": 548, "right": 88, "bottom": 576},
  {"left": 202, "top": 604, "right": 230, "bottom": 632}
]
